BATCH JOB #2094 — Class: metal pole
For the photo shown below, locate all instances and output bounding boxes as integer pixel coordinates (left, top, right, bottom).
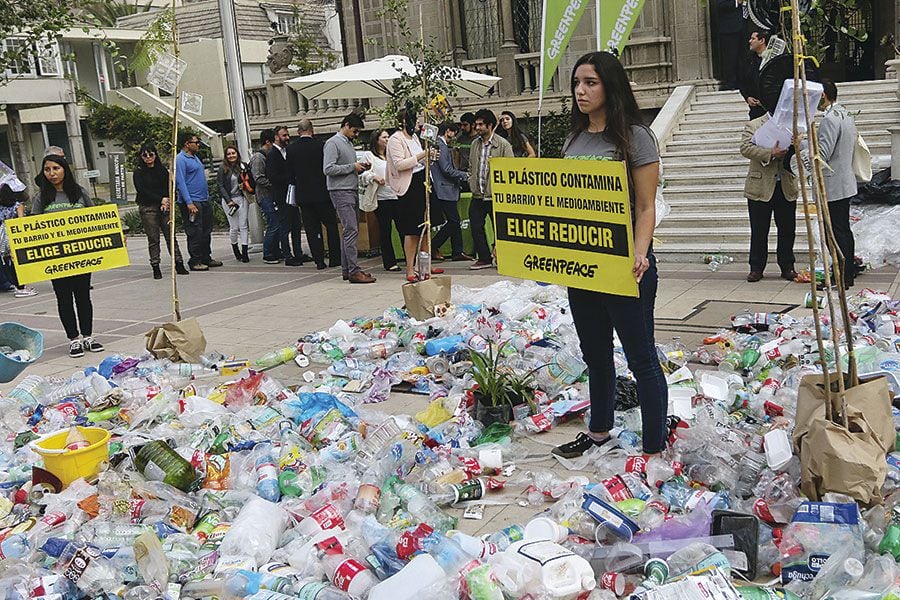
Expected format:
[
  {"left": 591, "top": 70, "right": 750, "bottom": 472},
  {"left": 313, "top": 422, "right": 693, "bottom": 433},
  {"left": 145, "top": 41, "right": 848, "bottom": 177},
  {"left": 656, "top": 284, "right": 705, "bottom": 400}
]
[
  {"left": 218, "top": 0, "right": 263, "bottom": 246},
  {"left": 595, "top": 0, "right": 601, "bottom": 51}
]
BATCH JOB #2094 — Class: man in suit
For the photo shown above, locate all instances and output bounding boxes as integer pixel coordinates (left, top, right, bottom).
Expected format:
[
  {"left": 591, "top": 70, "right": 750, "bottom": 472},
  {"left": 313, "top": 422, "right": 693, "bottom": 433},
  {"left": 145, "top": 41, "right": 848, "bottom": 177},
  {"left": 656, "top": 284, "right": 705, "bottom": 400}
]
[
  {"left": 818, "top": 79, "right": 859, "bottom": 288},
  {"left": 430, "top": 122, "right": 473, "bottom": 262},
  {"left": 716, "top": 0, "right": 747, "bottom": 90},
  {"left": 739, "top": 29, "right": 769, "bottom": 120},
  {"left": 740, "top": 114, "right": 800, "bottom": 282},
  {"left": 287, "top": 119, "right": 341, "bottom": 270},
  {"left": 266, "top": 125, "right": 303, "bottom": 266}
]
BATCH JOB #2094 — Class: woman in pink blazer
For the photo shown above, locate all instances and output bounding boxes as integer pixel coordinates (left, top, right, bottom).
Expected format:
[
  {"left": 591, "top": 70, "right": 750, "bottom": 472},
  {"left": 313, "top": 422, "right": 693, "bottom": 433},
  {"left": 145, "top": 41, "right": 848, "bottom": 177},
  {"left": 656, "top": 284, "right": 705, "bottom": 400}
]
[{"left": 385, "top": 108, "right": 442, "bottom": 281}]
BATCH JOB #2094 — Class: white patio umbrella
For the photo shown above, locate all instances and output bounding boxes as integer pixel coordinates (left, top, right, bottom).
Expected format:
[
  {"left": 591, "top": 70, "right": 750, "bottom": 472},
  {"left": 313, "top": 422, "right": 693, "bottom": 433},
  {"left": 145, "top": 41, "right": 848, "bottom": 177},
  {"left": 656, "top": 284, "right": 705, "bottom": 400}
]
[{"left": 285, "top": 54, "right": 500, "bottom": 100}]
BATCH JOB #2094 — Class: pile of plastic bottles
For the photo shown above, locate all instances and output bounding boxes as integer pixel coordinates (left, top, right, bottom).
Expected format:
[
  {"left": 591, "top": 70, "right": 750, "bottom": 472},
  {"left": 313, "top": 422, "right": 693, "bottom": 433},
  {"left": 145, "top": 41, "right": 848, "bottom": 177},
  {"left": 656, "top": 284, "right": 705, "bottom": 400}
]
[{"left": 1, "top": 280, "right": 900, "bottom": 600}]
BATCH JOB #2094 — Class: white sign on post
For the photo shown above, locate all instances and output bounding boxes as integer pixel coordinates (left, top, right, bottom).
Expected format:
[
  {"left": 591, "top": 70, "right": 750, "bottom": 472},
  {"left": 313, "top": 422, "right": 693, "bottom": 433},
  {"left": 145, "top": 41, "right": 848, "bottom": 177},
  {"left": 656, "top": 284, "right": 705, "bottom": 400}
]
[
  {"left": 147, "top": 52, "right": 187, "bottom": 94},
  {"left": 181, "top": 91, "right": 203, "bottom": 116}
]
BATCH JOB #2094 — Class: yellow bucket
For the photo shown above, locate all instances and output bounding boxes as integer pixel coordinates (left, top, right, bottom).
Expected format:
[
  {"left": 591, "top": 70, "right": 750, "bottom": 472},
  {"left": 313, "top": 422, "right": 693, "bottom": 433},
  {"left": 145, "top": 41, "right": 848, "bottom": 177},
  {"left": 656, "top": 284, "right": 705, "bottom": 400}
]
[{"left": 32, "top": 426, "right": 111, "bottom": 488}]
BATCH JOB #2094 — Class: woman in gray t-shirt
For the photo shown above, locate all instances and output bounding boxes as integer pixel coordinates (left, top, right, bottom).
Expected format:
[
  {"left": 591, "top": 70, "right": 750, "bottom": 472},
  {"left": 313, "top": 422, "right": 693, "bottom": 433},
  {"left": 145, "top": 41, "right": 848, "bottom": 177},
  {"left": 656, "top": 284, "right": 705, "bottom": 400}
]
[
  {"left": 33, "top": 155, "right": 104, "bottom": 358},
  {"left": 551, "top": 52, "right": 669, "bottom": 459}
]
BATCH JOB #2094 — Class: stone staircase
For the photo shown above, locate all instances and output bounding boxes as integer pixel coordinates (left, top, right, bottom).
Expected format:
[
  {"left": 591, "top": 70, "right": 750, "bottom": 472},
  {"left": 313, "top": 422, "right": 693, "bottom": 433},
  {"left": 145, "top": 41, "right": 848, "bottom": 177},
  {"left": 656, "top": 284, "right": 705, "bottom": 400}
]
[{"left": 654, "top": 80, "right": 899, "bottom": 262}]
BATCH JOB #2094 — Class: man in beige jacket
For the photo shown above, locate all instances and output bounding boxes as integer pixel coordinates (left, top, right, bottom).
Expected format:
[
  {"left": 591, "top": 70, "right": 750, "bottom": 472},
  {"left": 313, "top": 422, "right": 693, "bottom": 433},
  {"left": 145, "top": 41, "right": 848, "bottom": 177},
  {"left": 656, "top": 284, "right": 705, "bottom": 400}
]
[
  {"left": 468, "top": 109, "right": 514, "bottom": 270},
  {"left": 740, "top": 115, "right": 800, "bottom": 282}
]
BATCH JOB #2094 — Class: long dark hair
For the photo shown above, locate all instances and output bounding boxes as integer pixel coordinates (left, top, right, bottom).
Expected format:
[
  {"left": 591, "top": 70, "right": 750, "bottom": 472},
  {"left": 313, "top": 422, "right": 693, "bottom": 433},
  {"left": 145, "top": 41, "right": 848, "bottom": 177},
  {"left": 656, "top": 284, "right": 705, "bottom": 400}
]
[
  {"left": 39, "top": 155, "right": 81, "bottom": 206},
  {"left": 136, "top": 142, "right": 164, "bottom": 172},
  {"left": 221, "top": 144, "right": 242, "bottom": 175},
  {"left": 0, "top": 184, "right": 26, "bottom": 208},
  {"left": 498, "top": 111, "right": 529, "bottom": 156},
  {"left": 368, "top": 129, "right": 388, "bottom": 159},
  {"left": 569, "top": 52, "right": 643, "bottom": 157}
]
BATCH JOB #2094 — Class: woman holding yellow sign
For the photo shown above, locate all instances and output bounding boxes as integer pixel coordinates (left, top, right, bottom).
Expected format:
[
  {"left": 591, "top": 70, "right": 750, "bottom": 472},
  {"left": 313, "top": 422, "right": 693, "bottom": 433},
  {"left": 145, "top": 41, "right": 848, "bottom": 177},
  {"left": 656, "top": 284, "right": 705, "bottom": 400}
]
[
  {"left": 552, "top": 52, "right": 668, "bottom": 459},
  {"left": 32, "top": 155, "right": 104, "bottom": 359}
]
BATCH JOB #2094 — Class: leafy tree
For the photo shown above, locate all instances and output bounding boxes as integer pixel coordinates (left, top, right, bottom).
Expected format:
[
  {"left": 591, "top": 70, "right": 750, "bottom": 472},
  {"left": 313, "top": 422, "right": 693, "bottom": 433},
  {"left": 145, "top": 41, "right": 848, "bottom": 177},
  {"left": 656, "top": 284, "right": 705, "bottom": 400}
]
[
  {"left": 78, "top": 0, "right": 154, "bottom": 28},
  {"left": 284, "top": 4, "right": 338, "bottom": 75},
  {"left": 523, "top": 99, "right": 572, "bottom": 159},
  {"left": 373, "top": 0, "right": 461, "bottom": 127},
  {"left": 82, "top": 97, "right": 204, "bottom": 168},
  {"left": 0, "top": 0, "right": 74, "bottom": 84}
]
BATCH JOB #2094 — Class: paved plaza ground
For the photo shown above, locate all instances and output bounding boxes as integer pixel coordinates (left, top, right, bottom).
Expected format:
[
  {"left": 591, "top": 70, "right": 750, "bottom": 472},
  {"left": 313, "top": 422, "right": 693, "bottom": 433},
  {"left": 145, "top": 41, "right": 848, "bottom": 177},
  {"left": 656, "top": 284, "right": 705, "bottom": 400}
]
[{"left": 2, "top": 233, "right": 899, "bottom": 537}]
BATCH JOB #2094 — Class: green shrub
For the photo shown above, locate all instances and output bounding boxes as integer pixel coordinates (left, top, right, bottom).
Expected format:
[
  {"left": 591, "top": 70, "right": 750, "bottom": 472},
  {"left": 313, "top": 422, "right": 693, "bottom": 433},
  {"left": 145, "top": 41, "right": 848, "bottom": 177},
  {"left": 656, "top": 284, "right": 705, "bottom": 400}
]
[{"left": 83, "top": 96, "right": 208, "bottom": 169}]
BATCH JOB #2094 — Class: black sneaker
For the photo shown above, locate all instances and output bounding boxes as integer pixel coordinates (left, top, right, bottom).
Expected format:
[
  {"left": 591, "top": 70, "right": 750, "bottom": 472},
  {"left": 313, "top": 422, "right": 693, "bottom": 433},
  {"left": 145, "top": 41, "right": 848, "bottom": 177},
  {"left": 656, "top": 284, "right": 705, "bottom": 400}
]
[
  {"left": 263, "top": 257, "right": 281, "bottom": 264},
  {"left": 285, "top": 257, "right": 303, "bottom": 266},
  {"left": 551, "top": 432, "right": 612, "bottom": 459},
  {"left": 69, "top": 339, "right": 84, "bottom": 358},
  {"left": 83, "top": 336, "right": 104, "bottom": 353}
]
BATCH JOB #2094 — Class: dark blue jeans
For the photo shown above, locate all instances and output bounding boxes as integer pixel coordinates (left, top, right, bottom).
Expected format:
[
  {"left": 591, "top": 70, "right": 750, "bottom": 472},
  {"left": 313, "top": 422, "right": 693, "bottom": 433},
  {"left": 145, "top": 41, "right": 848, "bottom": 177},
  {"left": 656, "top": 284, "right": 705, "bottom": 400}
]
[
  {"left": 567, "top": 255, "right": 668, "bottom": 453},
  {"left": 258, "top": 194, "right": 280, "bottom": 259}
]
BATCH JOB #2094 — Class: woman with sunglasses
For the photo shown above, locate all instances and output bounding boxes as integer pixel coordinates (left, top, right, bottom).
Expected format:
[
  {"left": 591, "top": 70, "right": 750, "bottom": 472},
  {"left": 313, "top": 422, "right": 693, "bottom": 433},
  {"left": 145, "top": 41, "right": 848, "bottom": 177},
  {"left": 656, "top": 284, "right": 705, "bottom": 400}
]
[
  {"left": 133, "top": 143, "right": 189, "bottom": 279},
  {"left": 32, "top": 155, "right": 104, "bottom": 358}
]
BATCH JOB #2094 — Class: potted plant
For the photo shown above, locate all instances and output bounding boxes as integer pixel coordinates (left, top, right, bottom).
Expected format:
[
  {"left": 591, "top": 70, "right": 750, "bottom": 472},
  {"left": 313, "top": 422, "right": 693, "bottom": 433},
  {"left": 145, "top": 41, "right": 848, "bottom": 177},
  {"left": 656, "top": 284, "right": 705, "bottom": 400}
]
[
  {"left": 470, "top": 343, "right": 513, "bottom": 427},
  {"left": 506, "top": 364, "right": 547, "bottom": 418}
]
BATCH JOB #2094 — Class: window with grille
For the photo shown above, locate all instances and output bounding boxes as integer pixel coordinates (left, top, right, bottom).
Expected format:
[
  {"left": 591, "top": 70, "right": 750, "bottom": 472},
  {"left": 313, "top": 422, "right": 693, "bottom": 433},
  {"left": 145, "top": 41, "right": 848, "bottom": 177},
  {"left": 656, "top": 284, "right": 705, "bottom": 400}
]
[
  {"left": 35, "top": 41, "right": 61, "bottom": 76},
  {"left": 3, "top": 38, "right": 34, "bottom": 76},
  {"left": 460, "top": 0, "right": 499, "bottom": 60},
  {"left": 512, "top": 0, "right": 542, "bottom": 53},
  {"left": 276, "top": 12, "right": 298, "bottom": 34}
]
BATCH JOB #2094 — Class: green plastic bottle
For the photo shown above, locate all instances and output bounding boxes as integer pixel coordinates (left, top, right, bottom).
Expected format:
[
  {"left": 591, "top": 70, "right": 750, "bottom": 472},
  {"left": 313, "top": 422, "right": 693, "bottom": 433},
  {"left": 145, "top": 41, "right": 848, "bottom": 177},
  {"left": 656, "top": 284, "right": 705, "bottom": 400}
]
[
  {"left": 737, "top": 586, "right": 801, "bottom": 600},
  {"left": 255, "top": 346, "right": 298, "bottom": 369},
  {"left": 134, "top": 440, "right": 199, "bottom": 492}
]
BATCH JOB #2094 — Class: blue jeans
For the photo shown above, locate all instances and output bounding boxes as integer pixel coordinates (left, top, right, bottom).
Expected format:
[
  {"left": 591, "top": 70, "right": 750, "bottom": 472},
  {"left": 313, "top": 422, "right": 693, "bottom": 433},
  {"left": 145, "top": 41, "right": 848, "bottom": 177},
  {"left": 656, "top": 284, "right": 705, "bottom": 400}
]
[
  {"left": 567, "top": 255, "right": 668, "bottom": 453},
  {"left": 258, "top": 194, "right": 280, "bottom": 259}
]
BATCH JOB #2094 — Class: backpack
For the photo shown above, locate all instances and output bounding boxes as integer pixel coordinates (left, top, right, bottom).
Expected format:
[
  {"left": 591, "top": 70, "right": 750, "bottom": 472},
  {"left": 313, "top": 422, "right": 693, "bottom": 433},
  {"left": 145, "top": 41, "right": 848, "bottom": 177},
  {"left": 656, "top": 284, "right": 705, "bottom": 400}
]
[{"left": 240, "top": 162, "right": 256, "bottom": 194}]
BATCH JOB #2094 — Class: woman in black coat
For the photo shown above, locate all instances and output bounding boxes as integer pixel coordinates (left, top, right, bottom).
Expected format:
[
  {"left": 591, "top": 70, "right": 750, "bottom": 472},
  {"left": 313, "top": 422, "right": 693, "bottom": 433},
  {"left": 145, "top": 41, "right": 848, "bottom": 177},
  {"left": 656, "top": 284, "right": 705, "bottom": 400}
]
[{"left": 133, "top": 143, "right": 188, "bottom": 279}]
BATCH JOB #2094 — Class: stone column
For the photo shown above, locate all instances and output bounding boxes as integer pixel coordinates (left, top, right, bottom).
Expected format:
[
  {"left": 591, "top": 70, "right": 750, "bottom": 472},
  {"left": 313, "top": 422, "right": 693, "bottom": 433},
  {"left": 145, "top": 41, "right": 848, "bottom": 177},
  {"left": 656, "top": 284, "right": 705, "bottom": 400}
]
[
  {"left": 890, "top": 126, "right": 900, "bottom": 180},
  {"left": 496, "top": 0, "right": 519, "bottom": 96},
  {"left": 5, "top": 107, "right": 34, "bottom": 194},
  {"left": 448, "top": 0, "right": 467, "bottom": 63},
  {"left": 63, "top": 100, "right": 89, "bottom": 183}
]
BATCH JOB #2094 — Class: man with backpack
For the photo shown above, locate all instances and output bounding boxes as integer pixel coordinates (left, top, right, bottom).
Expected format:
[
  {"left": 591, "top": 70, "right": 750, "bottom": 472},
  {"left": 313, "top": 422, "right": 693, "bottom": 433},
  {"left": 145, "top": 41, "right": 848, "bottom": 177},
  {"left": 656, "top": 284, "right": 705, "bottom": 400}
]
[{"left": 248, "top": 130, "right": 281, "bottom": 263}]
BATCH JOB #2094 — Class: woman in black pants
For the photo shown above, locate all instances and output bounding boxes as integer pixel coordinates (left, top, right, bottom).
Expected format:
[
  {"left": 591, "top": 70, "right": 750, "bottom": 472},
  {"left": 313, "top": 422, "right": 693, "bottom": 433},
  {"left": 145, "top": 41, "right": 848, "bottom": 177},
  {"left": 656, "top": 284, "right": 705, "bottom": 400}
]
[
  {"left": 32, "top": 155, "right": 104, "bottom": 358},
  {"left": 552, "top": 52, "right": 668, "bottom": 458},
  {"left": 133, "top": 143, "right": 189, "bottom": 279}
]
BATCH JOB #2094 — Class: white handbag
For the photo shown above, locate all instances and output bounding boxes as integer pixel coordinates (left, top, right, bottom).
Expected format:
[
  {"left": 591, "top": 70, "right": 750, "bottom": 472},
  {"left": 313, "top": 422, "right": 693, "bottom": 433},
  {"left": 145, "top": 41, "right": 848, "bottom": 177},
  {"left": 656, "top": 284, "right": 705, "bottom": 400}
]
[{"left": 852, "top": 133, "right": 872, "bottom": 183}]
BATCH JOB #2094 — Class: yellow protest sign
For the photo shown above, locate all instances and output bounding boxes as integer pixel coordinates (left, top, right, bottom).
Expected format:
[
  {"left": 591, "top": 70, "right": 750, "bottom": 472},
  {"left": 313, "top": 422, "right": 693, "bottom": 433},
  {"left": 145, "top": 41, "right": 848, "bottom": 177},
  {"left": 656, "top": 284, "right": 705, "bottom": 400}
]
[
  {"left": 490, "top": 157, "right": 637, "bottom": 297},
  {"left": 5, "top": 204, "right": 129, "bottom": 284}
]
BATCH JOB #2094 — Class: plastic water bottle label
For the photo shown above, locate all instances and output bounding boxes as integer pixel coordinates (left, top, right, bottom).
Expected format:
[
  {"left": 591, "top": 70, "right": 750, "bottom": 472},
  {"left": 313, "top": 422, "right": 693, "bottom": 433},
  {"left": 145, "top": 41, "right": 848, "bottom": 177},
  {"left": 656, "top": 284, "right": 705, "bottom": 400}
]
[
  {"left": 332, "top": 558, "right": 366, "bottom": 591},
  {"left": 685, "top": 490, "right": 717, "bottom": 510},
  {"left": 309, "top": 504, "right": 345, "bottom": 531},
  {"left": 61, "top": 545, "right": 102, "bottom": 584},
  {"left": 297, "top": 582, "right": 327, "bottom": 600},
  {"left": 601, "top": 476, "right": 633, "bottom": 502}
]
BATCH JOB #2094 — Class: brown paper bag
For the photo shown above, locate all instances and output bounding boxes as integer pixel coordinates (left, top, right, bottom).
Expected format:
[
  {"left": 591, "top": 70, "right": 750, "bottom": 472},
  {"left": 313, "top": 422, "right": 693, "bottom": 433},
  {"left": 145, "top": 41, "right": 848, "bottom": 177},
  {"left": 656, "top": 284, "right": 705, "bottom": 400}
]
[
  {"left": 144, "top": 318, "right": 207, "bottom": 363},
  {"left": 798, "top": 406, "right": 886, "bottom": 505},
  {"left": 793, "top": 373, "right": 895, "bottom": 454},
  {"left": 401, "top": 276, "right": 451, "bottom": 321}
]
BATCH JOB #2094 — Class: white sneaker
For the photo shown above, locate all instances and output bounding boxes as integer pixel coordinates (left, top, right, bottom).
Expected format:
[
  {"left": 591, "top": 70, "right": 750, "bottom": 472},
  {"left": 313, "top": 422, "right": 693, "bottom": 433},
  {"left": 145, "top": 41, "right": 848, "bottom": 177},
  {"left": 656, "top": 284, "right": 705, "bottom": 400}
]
[
  {"left": 14, "top": 287, "right": 37, "bottom": 298},
  {"left": 83, "top": 336, "right": 104, "bottom": 353},
  {"left": 69, "top": 339, "right": 84, "bottom": 358}
]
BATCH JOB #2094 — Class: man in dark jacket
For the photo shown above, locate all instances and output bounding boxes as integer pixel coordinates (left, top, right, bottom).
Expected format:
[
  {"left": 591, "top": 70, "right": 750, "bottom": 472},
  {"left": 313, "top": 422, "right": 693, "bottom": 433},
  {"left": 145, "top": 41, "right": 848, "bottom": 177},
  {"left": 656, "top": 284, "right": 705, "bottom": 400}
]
[
  {"left": 716, "top": 0, "right": 747, "bottom": 90},
  {"left": 286, "top": 119, "right": 341, "bottom": 270},
  {"left": 739, "top": 29, "right": 770, "bottom": 120},
  {"left": 266, "top": 125, "right": 303, "bottom": 266},
  {"left": 248, "top": 129, "right": 281, "bottom": 263}
]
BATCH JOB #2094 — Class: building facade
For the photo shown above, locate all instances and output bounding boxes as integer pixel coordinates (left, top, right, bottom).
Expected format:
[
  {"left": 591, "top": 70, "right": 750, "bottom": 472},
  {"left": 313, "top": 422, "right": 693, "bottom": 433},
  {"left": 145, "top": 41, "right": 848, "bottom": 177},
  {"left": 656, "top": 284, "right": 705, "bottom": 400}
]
[{"left": 247, "top": 0, "right": 900, "bottom": 132}]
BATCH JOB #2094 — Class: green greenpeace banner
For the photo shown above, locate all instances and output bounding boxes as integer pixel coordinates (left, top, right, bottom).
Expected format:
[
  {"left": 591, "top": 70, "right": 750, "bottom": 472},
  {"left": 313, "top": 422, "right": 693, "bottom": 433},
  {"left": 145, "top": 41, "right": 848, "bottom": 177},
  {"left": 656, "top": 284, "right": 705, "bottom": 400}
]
[
  {"left": 541, "top": 0, "right": 590, "bottom": 93},
  {"left": 600, "top": 0, "right": 647, "bottom": 55}
]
